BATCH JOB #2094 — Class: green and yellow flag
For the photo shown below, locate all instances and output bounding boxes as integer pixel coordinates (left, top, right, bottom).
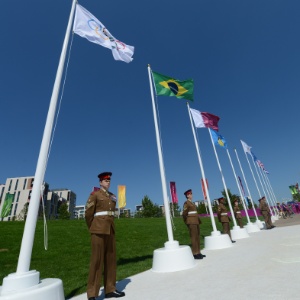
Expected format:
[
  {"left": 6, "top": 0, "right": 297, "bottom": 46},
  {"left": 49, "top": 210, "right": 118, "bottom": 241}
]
[
  {"left": 152, "top": 71, "right": 194, "bottom": 101},
  {"left": 1, "top": 193, "right": 14, "bottom": 218}
]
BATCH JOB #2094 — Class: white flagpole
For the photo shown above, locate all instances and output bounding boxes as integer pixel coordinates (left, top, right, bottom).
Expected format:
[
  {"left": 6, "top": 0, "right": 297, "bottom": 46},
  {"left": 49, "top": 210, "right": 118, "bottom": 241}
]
[
  {"left": 226, "top": 149, "right": 251, "bottom": 224},
  {"left": 16, "top": 0, "right": 77, "bottom": 274},
  {"left": 234, "top": 149, "right": 260, "bottom": 221},
  {"left": 208, "top": 129, "right": 238, "bottom": 227},
  {"left": 1, "top": 0, "right": 76, "bottom": 298},
  {"left": 186, "top": 103, "right": 218, "bottom": 232},
  {"left": 147, "top": 65, "right": 173, "bottom": 242},
  {"left": 148, "top": 67, "right": 195, "bottom": 273},
  {"left": 242, "top": 147, "right": 262, "bottom": 200},
  {"left": 257, "top": 165, "right": 278, "bottom": 215},
  {"left": 265, "top": 173, "right": 278, "bottom": 205},
  {"left": 251, "top": 158, "right": 274, "bottom": 217}
]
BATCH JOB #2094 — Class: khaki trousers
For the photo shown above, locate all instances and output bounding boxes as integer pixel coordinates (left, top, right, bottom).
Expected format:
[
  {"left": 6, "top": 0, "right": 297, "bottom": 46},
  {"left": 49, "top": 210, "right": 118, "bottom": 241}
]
[
  {"left": 87, "top": 233, "right": 116, "bottom": 298},
  {"left": 222, "top": 222, "right": 232, "bottom": 240},
  {"left": 187, "top": 224, "right": 200, "bottom": 255}
]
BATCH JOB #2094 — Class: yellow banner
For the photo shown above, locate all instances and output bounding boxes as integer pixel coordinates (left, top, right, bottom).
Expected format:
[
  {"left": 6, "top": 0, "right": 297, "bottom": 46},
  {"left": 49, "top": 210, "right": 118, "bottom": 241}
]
[{"left": 118, "top": 185, "right": 126, "bottom": 208}]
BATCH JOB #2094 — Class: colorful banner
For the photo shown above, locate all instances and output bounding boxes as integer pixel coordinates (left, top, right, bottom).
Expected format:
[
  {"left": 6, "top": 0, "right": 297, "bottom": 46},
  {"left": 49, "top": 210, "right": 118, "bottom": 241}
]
[
  {"left": 201, "top": 179, "right": 209, "bottom": 199},
  {"left": 169, "top": 182, "right": 178, "bottom": 204},
  {"left": 118, "top": 185, "right": 126, "bottom": 208},
  {"left": 238, "top": 176, "right": 245, "bottom": 196},
  {"left": 1, "top": 193, "right": 14, "bottom": 218}
]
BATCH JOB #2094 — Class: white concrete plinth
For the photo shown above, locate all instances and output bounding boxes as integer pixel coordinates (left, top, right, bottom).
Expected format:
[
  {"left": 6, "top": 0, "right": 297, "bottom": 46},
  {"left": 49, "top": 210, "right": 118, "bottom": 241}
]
[
  {"left": 272, "top": 215, "right": 279, "bottom": 222},
  {"left": 152, "top": 240, "right": 196, "bottom": 273},
  {"left": 204, "top": 231, "right": 233, "bottom": 250},
  {"left": 230, "top": 226, "right": 250, "bottom": 240},
  {"left": 255, "top": 219, "right": 265, "bottom": 229},
  {"left": 0, "top": 278, "right": 64, "bottom": 300},
  {"left": 245, "top": 222, "right": 261, "bottom": 233}
]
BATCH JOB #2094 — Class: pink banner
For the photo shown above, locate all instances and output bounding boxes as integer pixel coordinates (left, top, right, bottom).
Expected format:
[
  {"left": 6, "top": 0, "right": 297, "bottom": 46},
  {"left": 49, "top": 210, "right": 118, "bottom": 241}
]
[
  {"left": 201, "top": 178, "right": 209, "bottom": 199},
  {"left": 170, "top": 182, "right": 178, "bottom": 204}
]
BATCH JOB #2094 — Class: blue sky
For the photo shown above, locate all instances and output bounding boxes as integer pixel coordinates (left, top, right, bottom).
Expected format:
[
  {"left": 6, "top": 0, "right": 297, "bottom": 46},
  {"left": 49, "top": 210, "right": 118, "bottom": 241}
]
[{"left": 1, "top": 0, "right": 299, "bottom": 211}]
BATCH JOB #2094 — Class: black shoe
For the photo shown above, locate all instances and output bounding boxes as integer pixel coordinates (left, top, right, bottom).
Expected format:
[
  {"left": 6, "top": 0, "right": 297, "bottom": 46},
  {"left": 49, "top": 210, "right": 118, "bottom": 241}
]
[
  {"left": 200, "top": 253, "right": 206, "bottom": 258},
  {"left": 232, "top": 240, "right": 236, "bottom": 243},
  {"left": 88, "top": 298, "right": 96, "bottom": 300},
  {"left": 271, "top": 225, "right": 276, "bottom": 228},
  {"left": 105, "top": 290, "right": 125, "bottom": 298},
  {"left": 193, "top": 254, "right": 203, "bottom": 259}
]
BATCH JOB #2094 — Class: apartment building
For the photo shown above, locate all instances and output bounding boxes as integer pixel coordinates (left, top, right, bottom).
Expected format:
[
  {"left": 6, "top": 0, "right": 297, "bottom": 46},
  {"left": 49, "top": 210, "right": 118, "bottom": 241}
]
[{"left": 0, "top": 177, "right": 76, "bottom": 221}]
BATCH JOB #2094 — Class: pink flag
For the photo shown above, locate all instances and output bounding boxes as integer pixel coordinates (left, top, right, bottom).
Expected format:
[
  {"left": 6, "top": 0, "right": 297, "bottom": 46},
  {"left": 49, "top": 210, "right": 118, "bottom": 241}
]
[
  {"left": 170, "top": 182, "right": 178, "bottom": 204},
  {"left": 201, "top": 178, "right": 209, "bottom": 199},
  {"left": 190, "top": 108, "right": 220, "bottom": 131}
]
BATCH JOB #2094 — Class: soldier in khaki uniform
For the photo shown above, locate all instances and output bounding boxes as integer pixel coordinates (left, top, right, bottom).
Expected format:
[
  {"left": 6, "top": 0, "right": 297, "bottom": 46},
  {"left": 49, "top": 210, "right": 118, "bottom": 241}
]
[
  {"left": 217, "top": 197, "right": 236, "bottom": 243},
  {"left": 259, "top": 196, "right": 275, "bottom": 230},
  {"left": 182, "top": 189, "right": 206, "bottom": 259},
  {"left": 233, "top": 199, "right": 244, "bottom": 228},
  {"left": 85, "top": 172, "right": 125, "bottom": 300}
]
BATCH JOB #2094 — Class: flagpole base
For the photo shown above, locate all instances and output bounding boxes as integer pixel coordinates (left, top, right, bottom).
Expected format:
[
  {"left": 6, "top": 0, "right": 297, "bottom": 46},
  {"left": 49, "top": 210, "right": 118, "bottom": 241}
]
[
  {"left": 272, "top": 215, "right": 279, "bottom": 221},
  {"left": 152, "top": 241, "right": 196, "bottom": 273},
  {"left": 230, "top": 226, "right": 250, "bottom": 240},
  {"left": 255, "top": 219, "right": 265, "bottom": 229},
  {"left": 245, "top": 222, "right": 261, "bottom": 233},
  {"left": 204, "top": 232, "right": 233, "bottom": 250},
  {"left": 0, "top": 271, "right": 64, "bottom": 300}
]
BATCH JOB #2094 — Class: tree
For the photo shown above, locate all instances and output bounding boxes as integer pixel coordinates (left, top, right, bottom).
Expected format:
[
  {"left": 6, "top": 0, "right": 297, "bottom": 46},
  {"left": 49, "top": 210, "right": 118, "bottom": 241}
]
[
  {"left": 58, "top": 202, "right": 71, "bottom": 220},
  {"left": 141, "top": 195, "right": 162, "bottom": 218},
  {"left": 197, "top": 202, "right": 207, "bottom": 214}
]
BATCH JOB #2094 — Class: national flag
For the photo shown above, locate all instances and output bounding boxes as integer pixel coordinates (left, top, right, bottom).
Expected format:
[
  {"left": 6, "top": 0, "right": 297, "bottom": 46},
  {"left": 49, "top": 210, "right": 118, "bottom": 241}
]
[
  {"left": 210, "top": 129, "right": 227, "bottom": 149},
  {"left": 238, "top": 176, "right": 245, "bottom": 196},
  {"left": 240, "top": 140, "right": 252, "bottom": 155},
  {"left": 190, "top": 108, "right": 220, "bottom": 131},
  {"left": 289, "top": 185, "right": 298, "bottom": 195},
  {"left": 118, "top": 185, "right": 126, "bottom": 208},
  {"left": 201, "top": 178, "right": 209, "bottom": 199},
  {"left": 152, "top": 71, "right": 194, "bottom": 101},
  {"left": 169, "top": 182, "right": 178, "bottom": 204},
  {"left": 0, "top": 193, "right": 14, "bottom": 218},
  {"left": 73, "top": 4, "right": 134, "bottom": 63},
  {"left": 251, "top": 151, "right": 258, "bottom": 161}
]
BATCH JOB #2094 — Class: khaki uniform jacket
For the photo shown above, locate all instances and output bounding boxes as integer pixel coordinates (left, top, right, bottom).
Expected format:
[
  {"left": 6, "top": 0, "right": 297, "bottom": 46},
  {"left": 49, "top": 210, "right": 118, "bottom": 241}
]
[
  {"left": 85, "top": 188, "right": 116, "bottom": 234},
  {"left": 234, "top": 206, "right": 242, "bottom": 219},
  {"left": 217, "top": 203, "right": 230, "bottom": 223},
  {"left": 182, "top": 200, "right": 201, "bottom": 225},
  {"left": 259, "top": 200, "right": 271, "bottom": 216}
]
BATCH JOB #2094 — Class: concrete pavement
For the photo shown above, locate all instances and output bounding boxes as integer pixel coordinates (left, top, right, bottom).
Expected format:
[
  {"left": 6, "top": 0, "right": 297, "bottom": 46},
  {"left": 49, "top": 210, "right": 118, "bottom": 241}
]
[{"left": 70, "top": 214, "right": 300, "bottom": 300}]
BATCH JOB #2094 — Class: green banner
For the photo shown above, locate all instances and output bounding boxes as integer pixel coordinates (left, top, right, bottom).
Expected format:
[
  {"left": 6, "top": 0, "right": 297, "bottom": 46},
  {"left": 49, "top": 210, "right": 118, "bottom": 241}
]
[{"left": 1, "top": 193, "right": 14, "bottom": 218}]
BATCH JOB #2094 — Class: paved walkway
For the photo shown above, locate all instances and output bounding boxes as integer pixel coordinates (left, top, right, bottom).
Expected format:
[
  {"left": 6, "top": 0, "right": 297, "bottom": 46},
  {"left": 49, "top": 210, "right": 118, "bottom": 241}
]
[{"left": 70, "top": 214, "right": 300, "bottom": 300}]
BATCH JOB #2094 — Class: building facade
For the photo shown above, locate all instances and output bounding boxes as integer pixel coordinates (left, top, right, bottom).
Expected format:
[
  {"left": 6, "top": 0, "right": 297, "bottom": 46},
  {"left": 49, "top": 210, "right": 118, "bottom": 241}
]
[{"left": 0, "top": 177, "right": 76, "bottom": 221}]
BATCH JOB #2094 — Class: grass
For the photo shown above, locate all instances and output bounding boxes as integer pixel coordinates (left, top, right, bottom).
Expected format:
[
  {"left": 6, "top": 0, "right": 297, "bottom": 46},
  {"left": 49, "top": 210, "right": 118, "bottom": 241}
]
[{"left": 0, "top": 216, "right": 261, "bottom": 298}]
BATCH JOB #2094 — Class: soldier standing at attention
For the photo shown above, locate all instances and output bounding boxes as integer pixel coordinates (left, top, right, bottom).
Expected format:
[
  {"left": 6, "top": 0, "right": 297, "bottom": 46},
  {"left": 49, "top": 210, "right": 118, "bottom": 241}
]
[
  {"left": 182, "top": 189, "right": 206, "bottom": 259},
  {"left": 217, "top": 197, "right": 236, "bottom": 243},
  {"left": 85, "top": 172, "right": 125, "bottom": 300},
  {"left": 259, "top": 196, "right": 275, "bottom": 230},
  {"left": 233, "top": 199, "right": 244, "bottom": 228}
]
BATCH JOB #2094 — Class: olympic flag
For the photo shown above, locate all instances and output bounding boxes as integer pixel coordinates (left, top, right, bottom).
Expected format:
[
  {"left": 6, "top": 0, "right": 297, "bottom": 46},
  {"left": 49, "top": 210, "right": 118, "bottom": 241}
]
[{"left": 73, "top": 4, "right": 134, "bottom": 63}]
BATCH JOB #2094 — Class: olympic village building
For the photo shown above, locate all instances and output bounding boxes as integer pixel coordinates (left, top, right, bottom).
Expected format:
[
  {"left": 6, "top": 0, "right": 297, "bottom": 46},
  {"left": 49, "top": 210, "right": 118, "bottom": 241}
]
[{"left": 0, "top": 176, "right": 76, "bottom": 221}]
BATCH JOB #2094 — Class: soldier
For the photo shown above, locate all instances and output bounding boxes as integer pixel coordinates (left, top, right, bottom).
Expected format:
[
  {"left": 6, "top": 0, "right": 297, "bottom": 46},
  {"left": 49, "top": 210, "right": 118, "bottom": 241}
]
[
  {"left": 259, "top": 196, "right": 275, "bottom": 230},
  {"left": 182, "top": 189, "right": 206, "bottom": 259},
  {"left": 233, "top": 199, "right": 244, "bottom": 228},
  {"left": 217, "top": 197, "right": 236, "bottom": 243},
  {"left": 85, "top": 172, "right": 125, "bottom": 300}
]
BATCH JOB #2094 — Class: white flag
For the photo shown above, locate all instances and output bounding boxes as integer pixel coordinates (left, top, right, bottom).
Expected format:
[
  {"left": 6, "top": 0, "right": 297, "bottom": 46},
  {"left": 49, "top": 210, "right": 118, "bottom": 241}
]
[
  {"left": 240, "top": 140, "right": 252, "bottom": 154},
  {"left": 73, "top": 4, "right": 134, "bottom": 63},
  {"left": 190, "top": 108, "right": 206, "bottom": 128}
]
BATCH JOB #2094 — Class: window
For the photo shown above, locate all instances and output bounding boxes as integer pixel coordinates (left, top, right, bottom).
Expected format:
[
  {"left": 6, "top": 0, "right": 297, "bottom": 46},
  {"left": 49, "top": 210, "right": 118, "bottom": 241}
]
[
  {"left": 23, "top": 179, "right": 27, "bottom": 190},
  {"left": 8, "top": 180, "right": 12, "bottom": 191},
  {"left": 13, "top": 203, "right": 18, "bottom": 216},
  {"left": 14, "top": 179, "right": 19, "bottom": 191},
  {"left": 16, "top": 191, "right": 20, "bottom": 203}
]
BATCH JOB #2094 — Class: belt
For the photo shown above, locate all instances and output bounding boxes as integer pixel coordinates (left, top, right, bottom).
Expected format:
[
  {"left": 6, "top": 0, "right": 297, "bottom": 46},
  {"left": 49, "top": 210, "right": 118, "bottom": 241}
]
[
  {"left": 188, "top": 211, "right": 197, "bottom": 215},
  {"left": 94, "top": 211, "right": 115, "bottom": 217},
  {"left": 221, "top": 213, "right": 228, "bottom": 216},
  {"left": 236, "top": 211, "right": 241, "bottom": 213}
]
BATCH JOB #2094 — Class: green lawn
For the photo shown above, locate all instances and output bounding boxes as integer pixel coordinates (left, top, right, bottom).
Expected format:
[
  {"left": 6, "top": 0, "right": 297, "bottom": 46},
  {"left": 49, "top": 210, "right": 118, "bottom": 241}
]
[{"left": 0, "top": 217, "right": 260, "bottom": 298}]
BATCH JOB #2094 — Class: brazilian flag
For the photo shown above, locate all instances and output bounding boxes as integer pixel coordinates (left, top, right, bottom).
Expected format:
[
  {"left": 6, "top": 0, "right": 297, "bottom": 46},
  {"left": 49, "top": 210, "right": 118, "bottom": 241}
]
[{"left": 152, "top": 71, "right": 194, "bottom": 101}]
